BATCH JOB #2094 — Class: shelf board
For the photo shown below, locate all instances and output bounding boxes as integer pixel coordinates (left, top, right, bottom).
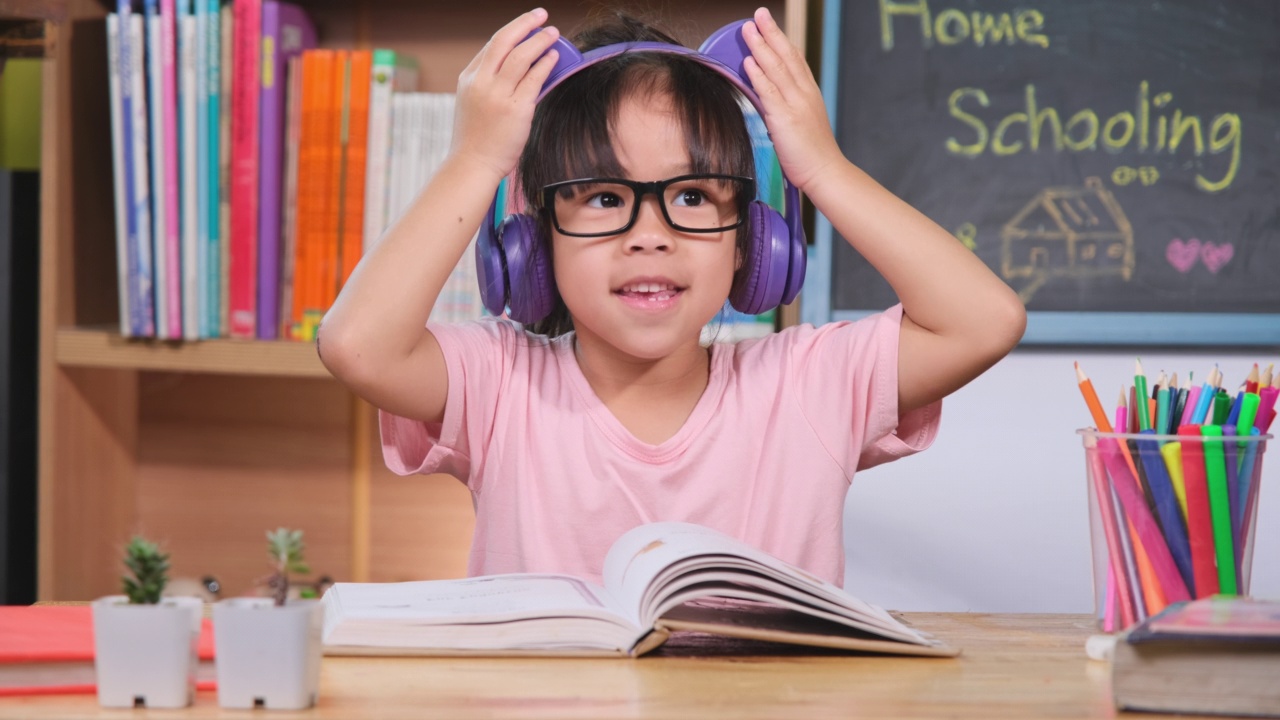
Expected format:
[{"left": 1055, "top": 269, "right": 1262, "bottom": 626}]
[{"left": 55, "top": 327, "right": 331, "bottom": 378}]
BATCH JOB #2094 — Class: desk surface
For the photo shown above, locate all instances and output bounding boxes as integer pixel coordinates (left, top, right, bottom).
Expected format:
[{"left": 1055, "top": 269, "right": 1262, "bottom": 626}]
[{"left": 0, "top": 612, "right": 1222, "bottom": 719}]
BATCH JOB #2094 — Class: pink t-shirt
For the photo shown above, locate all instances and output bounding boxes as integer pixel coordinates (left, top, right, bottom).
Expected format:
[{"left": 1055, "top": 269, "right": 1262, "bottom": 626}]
[{"left": 380, "top": 304, "right": 940, "bottom": 586}]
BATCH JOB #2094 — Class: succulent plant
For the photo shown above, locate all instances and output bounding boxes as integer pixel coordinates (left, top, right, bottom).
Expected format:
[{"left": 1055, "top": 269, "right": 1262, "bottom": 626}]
[
  {"left": 265, "top": 528, "right": 310, "bottom": 607},
  {"left": 121, "top": 536, "right": 169, "bottom": 604}
]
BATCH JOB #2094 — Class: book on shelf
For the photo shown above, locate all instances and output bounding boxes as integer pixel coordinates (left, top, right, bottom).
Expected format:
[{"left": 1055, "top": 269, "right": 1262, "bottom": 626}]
[
  {"left": 321, "top": 521, "right": 960, "bottom": 658},
  {"left": 256, "top": 0, "right": 316, "bottom": 340},
  {"left": 0, "top": 605, "right": 215, "bottom": 697},
  {"left": 1111, "top": 595, "right": 1280, "bottom": 717},
  {"left": 178, "top": 0, "right": 201, "bottom": 339},
  {"left": 362, "top": 49, "right": 419, "bottom": 251},
  {"left": 227, "top": 0, "right": 262, "bottom": 338},
  {"left": 107, "top": 6, "right": 156, "bottom": 338}
]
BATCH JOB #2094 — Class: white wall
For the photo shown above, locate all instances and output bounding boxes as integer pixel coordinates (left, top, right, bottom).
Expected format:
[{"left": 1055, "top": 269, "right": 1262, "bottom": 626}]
[{"left": 842, "top": 348, "right": 1279, "bottom": 613}]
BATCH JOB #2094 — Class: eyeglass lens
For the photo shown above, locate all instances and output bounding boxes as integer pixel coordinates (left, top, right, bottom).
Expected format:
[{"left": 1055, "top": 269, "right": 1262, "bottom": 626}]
[{"left": 550, "top": 176, "right": 748, "bottom": 235}]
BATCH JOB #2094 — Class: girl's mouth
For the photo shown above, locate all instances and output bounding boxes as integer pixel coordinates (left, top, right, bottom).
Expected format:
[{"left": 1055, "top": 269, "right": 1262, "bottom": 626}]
[{"left": 614, "top": 282, "right": 684, "bottom": 310}]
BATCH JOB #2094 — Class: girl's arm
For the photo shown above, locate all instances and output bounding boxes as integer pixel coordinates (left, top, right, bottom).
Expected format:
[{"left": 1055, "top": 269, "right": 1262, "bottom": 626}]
[
  {"left": 318, "top": 10, "right": 560, "bottom": 422},
  {"left": 742, "top": 8, "right": 1026, "bottom": 414}
]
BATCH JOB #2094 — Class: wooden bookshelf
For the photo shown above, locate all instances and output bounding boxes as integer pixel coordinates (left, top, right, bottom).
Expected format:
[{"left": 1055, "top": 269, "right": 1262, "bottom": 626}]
[
  {"left": 56, "top": 326, "right": 328, "bottom": 376},
  {"left": 37, "top": 0, "right": 803, "bottom": 602}
]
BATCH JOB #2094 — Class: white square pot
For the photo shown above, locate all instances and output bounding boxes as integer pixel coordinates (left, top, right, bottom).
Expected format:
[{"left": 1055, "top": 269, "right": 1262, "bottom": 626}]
[
  {"left": 212, "top": 597, "right": 324, "bottom": 710},
  {"left": 92, "top": 595, "right": 202, "bottom": 708}
]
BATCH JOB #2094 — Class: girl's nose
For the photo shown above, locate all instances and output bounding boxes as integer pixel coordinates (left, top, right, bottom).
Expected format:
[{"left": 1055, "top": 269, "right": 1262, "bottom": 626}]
[{"left": 624, "top": 197, "right": 672, "bottom": 253}]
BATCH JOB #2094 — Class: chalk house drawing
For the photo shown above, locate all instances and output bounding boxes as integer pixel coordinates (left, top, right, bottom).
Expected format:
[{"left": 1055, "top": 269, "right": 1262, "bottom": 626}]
[{"left": 1000, "top": 177, "right": 1135, "bottom": 304}]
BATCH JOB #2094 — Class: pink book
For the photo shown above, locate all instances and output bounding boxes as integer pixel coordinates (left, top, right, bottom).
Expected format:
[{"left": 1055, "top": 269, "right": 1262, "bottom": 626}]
[
  {"left": 228, "top": 0, "right": 262, "bottom": 338},
  {"left": 160, "top": 0, "right": 181, "bottom": 338}
]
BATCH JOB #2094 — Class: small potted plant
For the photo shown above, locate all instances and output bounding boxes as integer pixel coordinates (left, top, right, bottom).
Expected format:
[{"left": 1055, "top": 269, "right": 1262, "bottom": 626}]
[
  {"left": 92, "top": 536, "right": 202, "bottom": 708},
  {"left": 212, "top": 528, "right": 324, "bottom": 710}
]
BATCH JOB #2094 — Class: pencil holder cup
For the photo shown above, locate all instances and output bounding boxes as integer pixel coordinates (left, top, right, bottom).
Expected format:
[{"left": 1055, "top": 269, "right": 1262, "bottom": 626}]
[{"left": 1078, "top": 428, "right": 1270, "bottom": 632}]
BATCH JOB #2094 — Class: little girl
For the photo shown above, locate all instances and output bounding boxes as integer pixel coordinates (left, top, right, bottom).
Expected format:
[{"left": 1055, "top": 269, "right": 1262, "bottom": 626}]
[{"left": 319, "top": 7, "right": 1026, "bottom": 586}]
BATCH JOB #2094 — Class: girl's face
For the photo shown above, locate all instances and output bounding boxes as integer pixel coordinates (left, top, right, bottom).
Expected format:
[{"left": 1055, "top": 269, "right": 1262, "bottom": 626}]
[{"left": 550, "top": 91, "right": 738, "bottom": 362}]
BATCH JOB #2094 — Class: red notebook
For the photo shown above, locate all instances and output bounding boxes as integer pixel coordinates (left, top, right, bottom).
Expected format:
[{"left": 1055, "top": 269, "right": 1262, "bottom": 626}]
[{"left": 0, "top": 605, "right": 216, "bottom": 696}]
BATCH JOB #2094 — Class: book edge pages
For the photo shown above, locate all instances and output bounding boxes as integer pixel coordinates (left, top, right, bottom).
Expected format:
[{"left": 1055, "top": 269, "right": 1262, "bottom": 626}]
[
  {"left": 320, "top": 628, "right": 672, "bottom": 659},
  {"left": 322, "top": 645, "right": 629, "bottom": 659},
  {"left": 653, "top": 618, "right": 961, "bottom": 658}
]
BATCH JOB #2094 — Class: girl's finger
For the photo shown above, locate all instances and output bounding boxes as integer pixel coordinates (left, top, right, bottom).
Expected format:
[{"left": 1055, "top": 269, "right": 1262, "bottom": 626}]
[
  {"left": 477, "top": 8, "right": 550, "bottom": 77},
  {"left": 514, "top": 48, "right": 560, "bottom": 104},
  {"left": 742, "top": 55, "right": 782, "bottom": 111},
  {"left": 497, "top": 25, "right": 561, "bottom": 85},
  {"left": 742, "top": 19, "right": 797, "bottom": 100},
  {"left": 753, "top": 7, "right": 813, "bottom": 82}
]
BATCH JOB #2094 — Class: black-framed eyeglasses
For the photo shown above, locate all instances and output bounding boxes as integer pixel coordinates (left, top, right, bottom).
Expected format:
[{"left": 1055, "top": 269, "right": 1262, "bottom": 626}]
[{"left": 542, "top": 174, "right": 755, "bottom": 238}]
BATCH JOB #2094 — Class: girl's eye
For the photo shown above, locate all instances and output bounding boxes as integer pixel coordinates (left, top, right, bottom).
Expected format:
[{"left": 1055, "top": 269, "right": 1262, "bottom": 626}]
[
  {"left": 671, "top": 189, "right": 706, "bottom": 207},
  {"left": 585, "top": 191, "right": 625, "bottom": 209}
]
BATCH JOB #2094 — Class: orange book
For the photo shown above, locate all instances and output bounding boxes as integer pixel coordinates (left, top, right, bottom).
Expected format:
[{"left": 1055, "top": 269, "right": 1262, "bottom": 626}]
[
  {"left": 315, "top": 50, "right": 348, "bottom": 328},
  {"left": 0, "top": 605, "right": 215, "bottom": 696},
  {"left": 290, "top": 49, "right": 333, "bottom": 340},
  {"left": 338, "top": 50, "right": 373, "bottom": 287}
]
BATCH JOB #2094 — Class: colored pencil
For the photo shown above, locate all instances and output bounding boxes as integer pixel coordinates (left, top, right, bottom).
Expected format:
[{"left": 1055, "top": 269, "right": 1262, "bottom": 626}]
[
  {"left": 1190, "top": 367, "right": 1219, "bottom": 425},
  {"left": 1245, "top": 363, "right": 1259, "bottom": 394}
]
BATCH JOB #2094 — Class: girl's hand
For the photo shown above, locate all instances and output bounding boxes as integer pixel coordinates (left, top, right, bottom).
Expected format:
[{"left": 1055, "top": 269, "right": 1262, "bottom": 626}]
[
  {"left": 740, "top": 8, "right": 842, "bottom": 194},
  {"left": 452, "top": 9, "right": 561, "bottom": 179}
]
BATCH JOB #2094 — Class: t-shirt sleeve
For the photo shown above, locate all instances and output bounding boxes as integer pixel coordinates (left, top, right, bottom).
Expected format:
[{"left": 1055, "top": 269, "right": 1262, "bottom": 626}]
[
  {"left": 787, "top": 304, "right": 942, "bottom": 476},
  {"left": 378, "top": 318, "right": 515, "bottom": 490}
]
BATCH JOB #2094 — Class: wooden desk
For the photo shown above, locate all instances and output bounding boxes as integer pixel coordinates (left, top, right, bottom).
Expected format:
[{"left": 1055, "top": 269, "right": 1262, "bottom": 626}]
[{"left": 0, "top": 613, "right": 1219, "bottom": 719}]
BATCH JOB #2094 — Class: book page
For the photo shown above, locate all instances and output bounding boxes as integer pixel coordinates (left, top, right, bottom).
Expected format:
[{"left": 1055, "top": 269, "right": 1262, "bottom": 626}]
[
  {"left": 602, "top": 522, "right": 931, "bottom": 645},
  {"left": 323, "top": 574, "right": 631, "bottom": 628}
]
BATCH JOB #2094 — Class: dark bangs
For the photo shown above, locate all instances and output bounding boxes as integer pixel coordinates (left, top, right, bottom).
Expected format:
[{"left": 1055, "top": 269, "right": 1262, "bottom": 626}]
[{"left": 519, "top": 54, "right": 756, "bottom": 209}]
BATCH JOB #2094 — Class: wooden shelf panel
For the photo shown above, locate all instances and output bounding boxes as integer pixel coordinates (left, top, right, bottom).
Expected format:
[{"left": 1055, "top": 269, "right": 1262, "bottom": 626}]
[{"left": 55, "top": 327, "right": 330, "bottom": 377}]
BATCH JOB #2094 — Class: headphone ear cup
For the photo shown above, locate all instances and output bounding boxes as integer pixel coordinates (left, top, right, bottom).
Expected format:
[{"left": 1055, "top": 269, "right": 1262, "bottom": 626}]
[
  {"left": 730, "top": 201, "right": 791, "bottom": 315},
  {"left": 781, "top": 213, "right": 807, "bottom": 306},
  {"left": 499, "top": 214, "right": 555, "bottom": 325},
  {"left": 476, "top": 208, "right": 511, "bottom": 317}
]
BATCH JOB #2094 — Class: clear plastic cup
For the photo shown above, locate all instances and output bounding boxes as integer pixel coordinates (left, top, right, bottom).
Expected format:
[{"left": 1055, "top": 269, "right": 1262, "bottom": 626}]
[{"left": 1079, "top": 428, "right": 1269, "bottom": 632}]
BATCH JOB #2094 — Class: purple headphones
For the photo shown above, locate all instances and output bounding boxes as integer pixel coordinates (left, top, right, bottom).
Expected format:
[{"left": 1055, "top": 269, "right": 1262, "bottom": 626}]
[{"left": 476, "top": 19, "right": 806, "bottom": 325}]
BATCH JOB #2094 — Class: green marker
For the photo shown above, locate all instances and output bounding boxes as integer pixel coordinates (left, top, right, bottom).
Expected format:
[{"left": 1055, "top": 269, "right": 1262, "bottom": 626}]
[
  {"left": 1236, "top": 393, "right": 1261, "bottom": 460},
  {"left": 1134, "top": 359, "right": 1151, "bottom": 431},
  {"left": 1199, "top": 424, "right": 1236, "bottom": 594}
]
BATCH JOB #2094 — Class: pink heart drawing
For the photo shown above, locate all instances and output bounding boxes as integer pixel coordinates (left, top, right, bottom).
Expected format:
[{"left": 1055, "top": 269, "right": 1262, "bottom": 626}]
[
  {"left": 1165, "top": 238, "right": 1201, "bottom": 273},
  {"left": 1200, "top": 242, "right": 1234, "bottom": 274}
]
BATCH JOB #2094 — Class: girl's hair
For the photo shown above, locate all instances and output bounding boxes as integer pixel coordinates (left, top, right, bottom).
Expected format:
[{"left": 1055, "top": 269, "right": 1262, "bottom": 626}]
[{"left": 517, "top": 12, "right": 757, "bottom": 338}]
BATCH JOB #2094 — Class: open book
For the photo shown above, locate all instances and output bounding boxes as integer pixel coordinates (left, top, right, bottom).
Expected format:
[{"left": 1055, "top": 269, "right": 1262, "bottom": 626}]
[{"left": 321, "top": 522, "right": 959, "bottom": 658}]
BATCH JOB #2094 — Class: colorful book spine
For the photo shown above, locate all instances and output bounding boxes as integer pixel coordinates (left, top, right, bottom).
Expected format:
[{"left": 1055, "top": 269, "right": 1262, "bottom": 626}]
[
  {"left": 127, "top": 12, "right": 156, "bottom": 337},
  {"left": 218, "top": 0, "right": 234, "bottom": 335},
  {"left": 362, "top": 49, "right": 418, "bottom": 251},
  {"left": 277, "top": 54, "right": 303, "bottom": 339},
  {"left": 145, "top": 0, "right": 167, "bottom": 337},
  {"left": 160, "top": 0, "right": 182, "bottom": 338},
  {"left": 228, "top": 0, "right": 262, "bottom": 338},
  {"left": 193, "top": 0, "right": 210, "bottom": 338},
  {"left": 105, "top": 13, "right": 133, "bottom": 337},
  {"left": 256, "top": 1, "right": 316, "bottom": 339},
  {"left": 289, "top": 49, "right": 333, "bottom": 341},
  {"left": 338, "top": 49, "right": 372, "bottom": 290},
  {"left": 316, "top": 50, "right": 346, "bottom": 334},
  {"left": 179, "top": 0, "right": 199, "bottom": 340},
  {"left": 204, "top": 0, "right": 222, "bottom": 337}
]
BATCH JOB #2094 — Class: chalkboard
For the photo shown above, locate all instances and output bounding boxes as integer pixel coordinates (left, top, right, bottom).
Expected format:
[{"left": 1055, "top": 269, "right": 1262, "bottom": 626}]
[{"left": 802, "top": 0, "right": 1280, "bottom": 344}]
